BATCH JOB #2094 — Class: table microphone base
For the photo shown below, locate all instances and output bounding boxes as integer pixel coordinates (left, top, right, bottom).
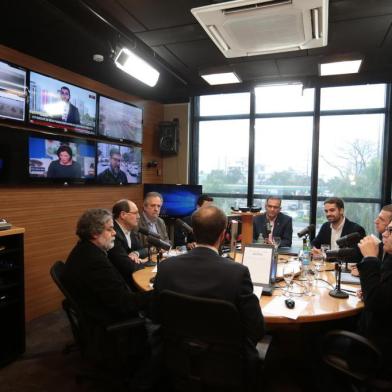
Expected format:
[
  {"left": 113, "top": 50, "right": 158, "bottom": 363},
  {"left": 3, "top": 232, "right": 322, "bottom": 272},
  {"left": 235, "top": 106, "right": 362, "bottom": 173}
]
[
  {"left": 144, "top": 260, "right": 157, "bottom": 267},
  {"left": 329, "top": 288, "right": 349, "bottom": 299}
]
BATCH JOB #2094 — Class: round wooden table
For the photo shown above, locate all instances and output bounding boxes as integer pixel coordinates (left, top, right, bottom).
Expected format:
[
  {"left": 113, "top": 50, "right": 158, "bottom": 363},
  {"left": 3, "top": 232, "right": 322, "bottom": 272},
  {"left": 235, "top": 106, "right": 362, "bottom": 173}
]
[{"left": 132, "top": 258, "right": 363, "bottom": 325}]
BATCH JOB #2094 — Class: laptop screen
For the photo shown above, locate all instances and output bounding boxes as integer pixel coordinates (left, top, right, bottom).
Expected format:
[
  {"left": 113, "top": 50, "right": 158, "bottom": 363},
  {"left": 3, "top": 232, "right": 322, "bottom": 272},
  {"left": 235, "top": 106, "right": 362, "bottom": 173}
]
[{"left": 242, "top": 244, "right": 275, "bottom": 285}]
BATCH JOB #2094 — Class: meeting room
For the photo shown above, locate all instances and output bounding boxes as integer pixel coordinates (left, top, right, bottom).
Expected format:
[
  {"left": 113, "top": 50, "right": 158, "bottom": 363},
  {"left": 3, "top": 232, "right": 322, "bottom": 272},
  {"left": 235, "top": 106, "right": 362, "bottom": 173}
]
[{"left": 0, "top": 1, "right": 392, "bottom": 391}]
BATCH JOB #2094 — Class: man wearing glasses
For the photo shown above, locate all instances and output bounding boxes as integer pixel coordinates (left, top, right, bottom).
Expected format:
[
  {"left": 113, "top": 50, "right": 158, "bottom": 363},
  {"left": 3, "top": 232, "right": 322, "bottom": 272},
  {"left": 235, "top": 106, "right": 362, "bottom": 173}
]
[
  {"left": 357, "top": 222, "right": 392, "bottom": 370},
  {"left": 253, "top": 196, "right": 293, "bottom": 247},
  {"left": 97, "top": 148, "right": 128, "bottom": 185},
  {"left": 108, "top": 199, "right": 147, "bottom": 287}
]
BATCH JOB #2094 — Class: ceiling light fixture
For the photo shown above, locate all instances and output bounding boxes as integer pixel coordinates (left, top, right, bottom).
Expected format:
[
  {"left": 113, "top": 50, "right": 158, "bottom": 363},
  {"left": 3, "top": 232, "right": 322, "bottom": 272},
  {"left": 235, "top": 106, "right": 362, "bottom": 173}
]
[
  {"left": 114, "top": 47, "right": 160, "bottom": 87},
  {"left": 201, "top": 72, "right": 241, "bottom": 85},
  {"left": 320, "top": 59, "right": 362, "bottom": 76}
]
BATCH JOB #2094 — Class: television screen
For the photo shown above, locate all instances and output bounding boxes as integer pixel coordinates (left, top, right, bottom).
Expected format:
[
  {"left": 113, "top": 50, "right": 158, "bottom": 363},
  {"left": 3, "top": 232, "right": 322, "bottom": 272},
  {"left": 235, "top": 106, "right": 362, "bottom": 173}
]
[
  {"left": 96, "top": 142, "right": 142, "bottom": 185},
  {"left": 29, "top": 72, "right": 97, "bottom": 135},
  {"left": 28, "top": 136, "right": 96, "bottom": 181},
  {"left": 98, "top": 96, "right": 143, "bottom": 143},
  {"left": 143, "top": 184, "right": 202, "bottom": 218},
  {"left": 0, "top": 60, "right": 26, "bottom": 121}
]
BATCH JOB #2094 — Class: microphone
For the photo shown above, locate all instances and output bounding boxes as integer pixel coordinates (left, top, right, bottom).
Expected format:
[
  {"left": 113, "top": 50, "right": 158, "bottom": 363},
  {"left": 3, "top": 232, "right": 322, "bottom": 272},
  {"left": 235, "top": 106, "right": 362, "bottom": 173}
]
[
  {"left": 175, "top": 218, "right": 193, "bottom": 234},
  {"left": 138, "top": 226, "right": 160, "bottom": 239},
  {"left": 336, "top": 232, "right": 361, "bottom": 248},
  {"left": 297, "top": 224, "right": 315, "bottom": 238},
  {"left": 147, "top": 235, "right": 171, "bottom": 251},
  {"left": 325, "top": 248, "right": 357, "bottom": 260},
  {"left": 265, "top": 221, "right": 272, "bottom": 238}
]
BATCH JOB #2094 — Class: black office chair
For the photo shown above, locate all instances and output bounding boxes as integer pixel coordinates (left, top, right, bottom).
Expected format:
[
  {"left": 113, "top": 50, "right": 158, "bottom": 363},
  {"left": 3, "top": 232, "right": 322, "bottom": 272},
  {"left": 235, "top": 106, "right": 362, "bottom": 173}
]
[
  {"left": 159, "top": 289, "right": 271, "bottom": 392},
  {"left": 322, "top": 330, "right": 392, "bottom": 392},
  {"left": 50, "top": 261, "right": 146, "bottom": 387}
]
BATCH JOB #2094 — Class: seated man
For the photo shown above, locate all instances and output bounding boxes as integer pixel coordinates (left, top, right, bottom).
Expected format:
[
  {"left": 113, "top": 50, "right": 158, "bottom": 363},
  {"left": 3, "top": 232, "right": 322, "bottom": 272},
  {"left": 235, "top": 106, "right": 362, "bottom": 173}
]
[
  {"left": 174, "top": 194, "right": 214, "bottom": 249},
  {"left": 62, "top": 208, "right": 150, "bottom": 325},
  {"left": 253, "top": 196, "right": 293, "bottom": 247},
  {"left": 108, "top": 199, "right": 148, "bottom": 287},
  {"left": 351, "top": 204, "right": 392, "bottom": 276},
  {"left": 138, "top": 192, "right": 170, "bottom": 247},
  {"left": 357, "top": 223, "right": 392, "bottom": 371},
  {"left": 153, "top": 205, "right": 265, "bottom": 360},
  {"left": 312, "top": 197, "right": 366, "bottom": 262}
]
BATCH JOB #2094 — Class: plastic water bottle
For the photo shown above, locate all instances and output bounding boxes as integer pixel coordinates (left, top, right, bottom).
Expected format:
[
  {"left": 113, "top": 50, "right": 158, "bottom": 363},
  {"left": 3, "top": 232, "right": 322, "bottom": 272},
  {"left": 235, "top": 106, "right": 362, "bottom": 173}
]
[{"left": 300, "top": 237, "right": 310, "bottom": 280}]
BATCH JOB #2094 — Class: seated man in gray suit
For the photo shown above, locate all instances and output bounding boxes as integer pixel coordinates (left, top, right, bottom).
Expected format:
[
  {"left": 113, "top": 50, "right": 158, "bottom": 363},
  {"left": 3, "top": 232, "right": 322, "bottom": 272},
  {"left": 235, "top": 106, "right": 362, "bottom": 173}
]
[
  {"left": 253, "top": 196, "right": 293, "bottom": 247},
  {"left": 152, "top": 205, "right": 265, "bottom": 360},
  {"left": 138, "top": 192, "right": 170, "bottom": 247},
  {"left": 108, "top": 199, "right": 148, "bottom": 287}
]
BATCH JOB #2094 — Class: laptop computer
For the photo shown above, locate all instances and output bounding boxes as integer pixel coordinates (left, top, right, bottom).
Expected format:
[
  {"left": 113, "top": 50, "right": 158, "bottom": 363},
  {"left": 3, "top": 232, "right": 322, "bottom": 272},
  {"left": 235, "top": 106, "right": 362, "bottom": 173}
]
[{"left": 242, "top": 244, "right": 276, "bottom": 296}]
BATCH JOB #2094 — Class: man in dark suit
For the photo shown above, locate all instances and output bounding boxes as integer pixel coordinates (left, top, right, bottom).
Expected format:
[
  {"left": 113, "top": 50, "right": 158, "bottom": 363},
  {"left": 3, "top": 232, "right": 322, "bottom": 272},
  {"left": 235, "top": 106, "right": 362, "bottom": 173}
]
[
  {"left": 138, "top": 192, "right": 170, "bottom": 247},
  {"left": 97, "top": 148, "right": 128, "bottom": 185},
  {"left": 253, "top": 196, "right": 293, "bottom": 247},
  {"left": 153, "top": 205, "right": 265, "bottom": 359},
  {"left": 108, "top": 199, "right": 148, "bottom": 288},
  {"left": 57, "top": 86, "right": 80, "bottom": 124},
  {"left": 174, "top": 194, "right": 214, "bottom": 249},
  {"left": 357, "top": 223, "right": 392, "bottom": 371},
  {"left": 312, "top": 197, "right": 366, "bottom": 262},
  {"left": 62, "top": 208, "right": 150, "bottom": 325}
]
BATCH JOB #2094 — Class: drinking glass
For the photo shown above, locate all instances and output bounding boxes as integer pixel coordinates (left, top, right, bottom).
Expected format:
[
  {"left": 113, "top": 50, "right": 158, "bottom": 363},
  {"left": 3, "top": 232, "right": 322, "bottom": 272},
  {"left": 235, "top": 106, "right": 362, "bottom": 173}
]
[
  {"left": 282, "top": 264, "right": 295, "bottom": 296},
  {"left": 321, "top": 244, "right": 330, "bottom": 261},
  {"left": 272, "top": 236, "right": 281, "bottom": 249},
  {"left": 312, "top": 253, "right": 324, "bottom": 284},
  {"left": 304, "top": 267, "right": 316, "bottom": 296}
]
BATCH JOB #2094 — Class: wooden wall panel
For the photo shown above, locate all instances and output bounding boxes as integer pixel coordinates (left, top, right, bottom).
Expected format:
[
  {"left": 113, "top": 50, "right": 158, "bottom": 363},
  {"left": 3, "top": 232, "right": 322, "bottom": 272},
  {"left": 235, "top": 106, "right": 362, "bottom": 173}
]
[{"left": 0, "top": 46, "right": 164, "bottom": 320}]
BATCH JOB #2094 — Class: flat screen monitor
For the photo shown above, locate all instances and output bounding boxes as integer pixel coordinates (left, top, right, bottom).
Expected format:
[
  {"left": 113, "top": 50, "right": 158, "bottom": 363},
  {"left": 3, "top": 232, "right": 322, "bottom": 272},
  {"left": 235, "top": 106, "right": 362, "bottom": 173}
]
[
  {"left": 143, "top": 184, "right": 202, "bottom": 218},
  {"left": 0, "top": 60, "right": 27, "bottom": 121},
  {"left": 29, "top": 72, "right": 97, "bottom": 135},
  {"left": 98, "top": 96, "right": 143, "bottom": 144},
  {"left": 96, "top": 142, "right": 142, "bottom": 185},
  {"left": 28, "top": 135, "right": 96, "bottom": 182}
]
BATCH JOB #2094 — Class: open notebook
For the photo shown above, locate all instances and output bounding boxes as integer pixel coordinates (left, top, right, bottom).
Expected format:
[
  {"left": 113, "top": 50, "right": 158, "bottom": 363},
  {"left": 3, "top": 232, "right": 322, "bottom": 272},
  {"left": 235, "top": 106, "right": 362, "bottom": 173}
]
[{"left": 242, "top": 244, "right": 276, "bottom": 296}]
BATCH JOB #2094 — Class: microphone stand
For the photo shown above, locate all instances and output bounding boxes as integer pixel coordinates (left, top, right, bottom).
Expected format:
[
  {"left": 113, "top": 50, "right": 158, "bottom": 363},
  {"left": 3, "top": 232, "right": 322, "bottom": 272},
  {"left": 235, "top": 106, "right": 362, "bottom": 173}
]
[
  {"left": 329, "top": 260, "right": 349, "bottom": 299},
  {"left": 144, "top": 244, "right": 157, "bottom": 267}
]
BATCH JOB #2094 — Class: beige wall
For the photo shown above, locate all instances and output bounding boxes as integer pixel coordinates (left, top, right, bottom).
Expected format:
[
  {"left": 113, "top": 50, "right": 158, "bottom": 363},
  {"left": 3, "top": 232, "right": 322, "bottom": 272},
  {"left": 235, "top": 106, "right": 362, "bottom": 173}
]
[{"left": 162, "top": 103, "right": 190, "bottom": 184}]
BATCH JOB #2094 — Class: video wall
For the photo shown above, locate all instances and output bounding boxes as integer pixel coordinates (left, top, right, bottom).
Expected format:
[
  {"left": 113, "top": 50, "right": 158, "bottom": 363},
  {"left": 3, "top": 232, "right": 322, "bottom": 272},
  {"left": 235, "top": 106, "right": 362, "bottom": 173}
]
[{"left": 0, "top": 58, "right": 143, "bottom": 185}]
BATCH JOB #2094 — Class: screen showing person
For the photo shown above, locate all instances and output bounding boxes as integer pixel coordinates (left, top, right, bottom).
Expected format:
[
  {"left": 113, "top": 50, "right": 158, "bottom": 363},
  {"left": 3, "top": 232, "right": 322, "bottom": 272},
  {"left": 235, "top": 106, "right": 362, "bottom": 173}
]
[
  {"left": 98, "top": 96, "right": 143, "bottom": 144},
  {"left": 29, "top": 72, "right": 97, "bottom": 135},
  {"left": 0, "top": 60, "right": 26, "bottom": 121},
  {"left": 96, "top": 142, "right": 142, "bottom": 185},
  {"left": 29, "top": 136, "right": 96, "bottom": 179}
]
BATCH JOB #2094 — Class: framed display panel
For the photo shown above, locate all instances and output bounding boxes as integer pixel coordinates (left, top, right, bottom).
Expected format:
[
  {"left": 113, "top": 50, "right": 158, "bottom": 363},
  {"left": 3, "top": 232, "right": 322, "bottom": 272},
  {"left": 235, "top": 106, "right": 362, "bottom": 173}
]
[
  {"left": 28, "top": 71, "right": 97, "bottom": 135},
  {"left": 96, "top": 142, "right": 142, "bottom": 185},
  {"left": 98, "top": 95, "right": 143, "bottom": 144}
]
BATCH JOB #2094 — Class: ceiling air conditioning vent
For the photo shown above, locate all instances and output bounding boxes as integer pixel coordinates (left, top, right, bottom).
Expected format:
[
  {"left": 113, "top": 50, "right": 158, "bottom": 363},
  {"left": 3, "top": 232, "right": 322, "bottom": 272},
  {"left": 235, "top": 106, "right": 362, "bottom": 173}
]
[{"left": 191, "top": 0, "right": 328, "bottom": 58}]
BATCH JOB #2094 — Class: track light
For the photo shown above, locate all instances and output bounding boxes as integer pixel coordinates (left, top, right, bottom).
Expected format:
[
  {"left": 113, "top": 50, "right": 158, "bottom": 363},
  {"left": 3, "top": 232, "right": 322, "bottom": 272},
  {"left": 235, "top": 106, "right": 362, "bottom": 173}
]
[{"left": 114, "top": 47, "right": 160, "bottom": 87}]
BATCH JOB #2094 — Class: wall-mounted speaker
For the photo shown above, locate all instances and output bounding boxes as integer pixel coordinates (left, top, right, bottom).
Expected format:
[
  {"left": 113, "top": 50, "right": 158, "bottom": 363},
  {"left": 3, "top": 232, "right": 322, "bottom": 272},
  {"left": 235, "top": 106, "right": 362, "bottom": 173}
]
[{"left": 159, "top": 119, "right": 179, "bottom": 155}]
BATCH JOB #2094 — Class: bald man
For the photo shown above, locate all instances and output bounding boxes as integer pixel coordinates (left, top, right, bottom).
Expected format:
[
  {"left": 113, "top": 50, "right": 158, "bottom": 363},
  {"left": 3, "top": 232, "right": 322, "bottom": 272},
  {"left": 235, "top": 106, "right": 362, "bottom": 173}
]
[{"left": 108, "top": 199, "right": 148, "bottom": 288}]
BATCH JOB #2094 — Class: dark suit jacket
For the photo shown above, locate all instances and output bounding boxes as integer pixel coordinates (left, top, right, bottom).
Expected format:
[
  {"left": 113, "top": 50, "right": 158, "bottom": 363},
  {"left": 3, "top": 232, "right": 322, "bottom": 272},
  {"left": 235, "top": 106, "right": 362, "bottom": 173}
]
[
  {"left": 107, "top": 221, "right": 147, "bottom": 287},
  {"left": 152, "top": 247, "right": 265, "bottom": 353},
  {"left": 66, "top": 103, "right": 80, "bottom": 124},
  {"left": 253, "top": 212, "right": 293, "bottom": 247},
  {"left": 311, "top": 217, "right": 366, "bottom": 262},
  {"left": 357, "top": 254, "right": 392, "bottom": 365},
  {"left": 138, "top": 213, "right": 170, "bottom": 248},
  {"left": 62, "top": 240, "right": 150, "bottom": 325}
]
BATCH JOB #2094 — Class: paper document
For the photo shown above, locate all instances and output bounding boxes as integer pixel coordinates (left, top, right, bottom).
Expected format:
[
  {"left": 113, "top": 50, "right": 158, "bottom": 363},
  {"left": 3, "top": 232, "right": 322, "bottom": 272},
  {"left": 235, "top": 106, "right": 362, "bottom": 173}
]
[
  {"left": 242, "top": 246, "right": 273, "bottom": 284},
  {"left": 253, "top": 286, "right": 263, "bottom": 298},
  {"left": 341, "top": 272, "right": 360, "bottom": 285},
  {"left": 262, "top": 296, "right": 308, "bottom": 320}
]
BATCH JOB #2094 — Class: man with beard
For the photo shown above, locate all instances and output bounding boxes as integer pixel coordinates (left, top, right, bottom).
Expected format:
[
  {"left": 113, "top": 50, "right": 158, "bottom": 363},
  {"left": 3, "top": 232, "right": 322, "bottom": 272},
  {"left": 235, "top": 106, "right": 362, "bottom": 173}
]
[
  {"left": 62, "top": 208, "right": 150, "bottom": 324},
  {"left": 97, "top": 148, "right": 128, "bottom": 185},
  {"left": 312, "top": 197, "right": 365, "bottom": 262}
]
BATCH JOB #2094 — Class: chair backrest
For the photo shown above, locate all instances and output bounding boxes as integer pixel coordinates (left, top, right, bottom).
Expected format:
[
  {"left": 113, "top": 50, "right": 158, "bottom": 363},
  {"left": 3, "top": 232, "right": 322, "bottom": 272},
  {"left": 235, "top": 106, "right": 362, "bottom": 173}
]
[
  {"left": 159, "top": 290, "right": 248, "bottom": 391},
  {"left": 322, "top": 330, "right": 392, "bottom": 391}
]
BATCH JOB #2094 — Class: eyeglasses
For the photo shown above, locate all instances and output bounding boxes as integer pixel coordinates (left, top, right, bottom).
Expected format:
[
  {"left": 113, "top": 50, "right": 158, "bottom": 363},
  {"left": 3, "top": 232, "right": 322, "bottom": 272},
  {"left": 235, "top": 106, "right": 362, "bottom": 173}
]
[
  {"left": 384, "top": 227, "right": 392, "bottom": 235},
  {"left": 127, "top": 211, "right": 139, "bottom": 215}
]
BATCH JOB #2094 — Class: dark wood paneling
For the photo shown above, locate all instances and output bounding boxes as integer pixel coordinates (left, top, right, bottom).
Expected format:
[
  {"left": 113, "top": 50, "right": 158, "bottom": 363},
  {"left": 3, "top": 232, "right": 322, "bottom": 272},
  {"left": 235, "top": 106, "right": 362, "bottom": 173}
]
[{"left": 0, "top": 45, "right": 164, "bottom": 320}]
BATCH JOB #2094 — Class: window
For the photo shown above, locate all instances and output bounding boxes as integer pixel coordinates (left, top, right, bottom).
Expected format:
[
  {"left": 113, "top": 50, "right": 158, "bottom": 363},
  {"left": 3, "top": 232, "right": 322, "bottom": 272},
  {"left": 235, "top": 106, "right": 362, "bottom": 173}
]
[{"left": 199, "top": 93, "right": 250, "bottom": 116}]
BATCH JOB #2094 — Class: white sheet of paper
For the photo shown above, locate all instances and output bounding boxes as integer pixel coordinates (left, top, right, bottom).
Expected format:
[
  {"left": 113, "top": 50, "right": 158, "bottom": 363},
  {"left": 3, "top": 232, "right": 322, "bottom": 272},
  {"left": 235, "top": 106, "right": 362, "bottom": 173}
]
[
  {"left": 341, "top": 272, "right": 360, "bottom": 285},
  {"left": 152, "top": 266, "right": 157, "bottom": 273},
  {"left": 253, "top": 286, "right": 263, "bottom": 298},
  {"left": 262, "top": 296, "right": 308, "bottom": 320},
  {"left": 242, "top": 246, "right": 273, "bottom": 284}
]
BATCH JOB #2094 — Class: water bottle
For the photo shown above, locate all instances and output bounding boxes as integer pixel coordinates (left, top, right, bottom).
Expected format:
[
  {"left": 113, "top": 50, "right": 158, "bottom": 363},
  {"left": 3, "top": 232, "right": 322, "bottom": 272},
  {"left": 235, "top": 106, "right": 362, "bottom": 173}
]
[{"left": 300, "top": 237, "right": 310, "bottom": 280}]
